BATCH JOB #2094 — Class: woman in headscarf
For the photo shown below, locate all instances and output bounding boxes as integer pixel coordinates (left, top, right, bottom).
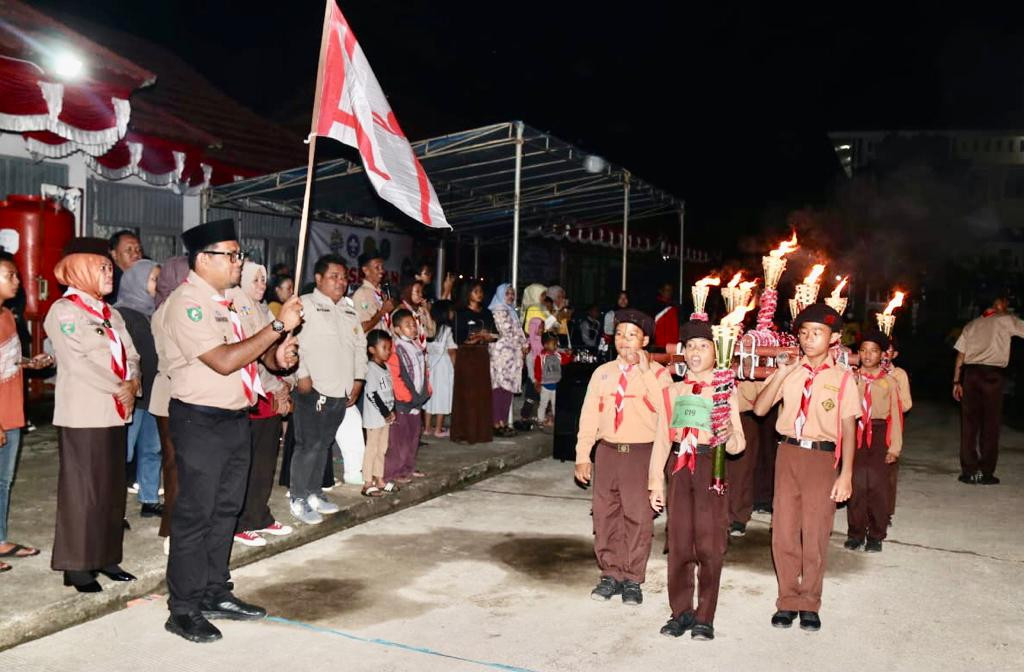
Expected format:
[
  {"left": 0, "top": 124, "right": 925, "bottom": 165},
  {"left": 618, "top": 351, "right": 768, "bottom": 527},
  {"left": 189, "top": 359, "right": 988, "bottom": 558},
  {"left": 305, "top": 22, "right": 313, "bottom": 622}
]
[
  {"left": 226, "top": 262, "right": 294, "bottom": 547},
  {"left": 400, "top": 280, "right": 436, "bottom": 349},
  {"left": 44, "top": 243, "right": 141, "bottom": 592},
  {"left": 450, "top": 280, "right": 497, "bottom": 444},
  {"left": 519, "top": 284, "right": 557, "bottom": 421},
  {"left": 488, "top": 283, "right": 527, "bottom": 436},
  {"left": 149, "top": 255, "right": 188, "bottom": 554},
  {"left": 115, "top": 259, "right": 163, "bottom": 518}
]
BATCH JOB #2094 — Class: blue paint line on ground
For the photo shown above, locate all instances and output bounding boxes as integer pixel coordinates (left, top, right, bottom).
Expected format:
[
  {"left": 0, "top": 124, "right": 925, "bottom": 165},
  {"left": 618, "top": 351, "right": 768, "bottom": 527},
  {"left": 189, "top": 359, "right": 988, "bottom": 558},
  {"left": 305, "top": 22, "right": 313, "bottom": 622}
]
[{"left": 265, "top": 616, "right": 539, "bottom": 672}]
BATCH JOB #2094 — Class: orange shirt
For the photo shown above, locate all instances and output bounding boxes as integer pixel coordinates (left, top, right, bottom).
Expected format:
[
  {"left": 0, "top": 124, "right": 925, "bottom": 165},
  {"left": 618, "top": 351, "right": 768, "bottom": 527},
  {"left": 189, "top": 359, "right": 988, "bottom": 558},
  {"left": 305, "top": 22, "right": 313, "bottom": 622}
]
[
  {"left": 0, "top": 309, "right": 25, "bottom": 430},
  {"left": 764, "top": 356, "right": 861, "bottom": 442}
]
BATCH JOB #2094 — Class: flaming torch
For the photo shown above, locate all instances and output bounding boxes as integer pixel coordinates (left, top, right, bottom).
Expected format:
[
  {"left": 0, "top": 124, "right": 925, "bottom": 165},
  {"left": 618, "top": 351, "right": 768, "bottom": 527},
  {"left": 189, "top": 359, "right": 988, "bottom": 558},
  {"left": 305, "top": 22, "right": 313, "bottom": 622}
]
[
  {"left": 876, "top": 290, "right": 905, "bottom": 337},
  {"left": 789, "top": 264, "right": 826, "bottom": 319},
  {"left": 691, "top": 275, "right": 720, "bottom": 321},
  {"left": 709, "top": 300, "right": 755, "bottom": 495},
  {"left": 757, "top": 232, "right": 799, "bottom": 331},
  {"left": 824, "top": 276, "right": 849, "bottom": 315}
]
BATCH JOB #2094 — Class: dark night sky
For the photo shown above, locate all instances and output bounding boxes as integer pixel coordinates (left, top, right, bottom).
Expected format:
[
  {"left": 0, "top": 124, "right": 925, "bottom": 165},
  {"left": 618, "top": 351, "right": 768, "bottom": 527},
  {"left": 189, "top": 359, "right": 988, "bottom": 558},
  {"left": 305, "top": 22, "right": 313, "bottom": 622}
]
[{"left": 29, "top": 1, "right": 1024, "bottom": 248}]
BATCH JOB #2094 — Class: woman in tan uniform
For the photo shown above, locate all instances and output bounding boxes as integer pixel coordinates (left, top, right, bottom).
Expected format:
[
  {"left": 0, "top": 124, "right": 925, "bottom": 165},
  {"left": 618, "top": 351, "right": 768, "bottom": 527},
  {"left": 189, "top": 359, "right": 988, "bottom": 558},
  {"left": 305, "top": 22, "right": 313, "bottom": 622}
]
[{"left": 44, "top": 244, "right": 141, "bottom": 592}]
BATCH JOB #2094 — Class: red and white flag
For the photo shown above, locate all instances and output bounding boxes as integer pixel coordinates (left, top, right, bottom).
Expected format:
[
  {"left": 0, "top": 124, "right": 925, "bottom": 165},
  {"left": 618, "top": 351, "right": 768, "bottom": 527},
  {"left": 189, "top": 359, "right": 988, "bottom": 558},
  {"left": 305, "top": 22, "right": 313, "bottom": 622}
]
[{"left": 313, "top": 1, "right": 449, "bottom": 229}]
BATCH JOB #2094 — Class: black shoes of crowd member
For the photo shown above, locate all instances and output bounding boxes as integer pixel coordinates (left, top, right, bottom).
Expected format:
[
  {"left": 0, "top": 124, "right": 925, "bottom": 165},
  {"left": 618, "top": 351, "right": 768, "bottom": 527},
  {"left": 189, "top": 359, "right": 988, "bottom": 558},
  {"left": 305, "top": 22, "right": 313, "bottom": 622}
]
[
  {"left": 122, "top": 519, "right": 131, "bottom": 530},
  {"left": 63, "top": 571, "right": 102, "bottom": 593},
  {"left": 200, "top": 594, "right": 267, "bottom": 621},
  {"left": 958, "top": 473, "right": 979, "bottom": 484},
  {"left": 620, "top": 581, "right": 643, "bottom": 605},
  {"left": 165, "top": 613, "right": 222, "bottom": 644},
  {"left": 753, "top": 502, "right": 772, "bottom": 514},
  {"left": 843, "top": 537, "right": 864, "bottom": 551},
  {"left": 979, "top": 475, "right": 1000, "bottom": 485},
  {"left": 98, "top": 565, "right": 137, "bottom": 582},
  {"left": 771, "top": 610, "right": 797, "bottom": 628},
  {"left": 798, "top": 611, "right": 821, "bottom": 631},
  {"left": 864, "top": 538, "right": 883, "bottom": 553},
  {"left": 140, "top": 503, "right": 164, "bottom": 517},
  {"left": 660, "top": 611, "right": 696, "bottom": 637},
  {"left": 729, "top": 521, "right": 746, "bottom": 537},
  {"left": 590, "top": 576, "right": 621, "bottom": 601},
  {"left": 690, "top": 623, "right": 715, "bottom": 641}
]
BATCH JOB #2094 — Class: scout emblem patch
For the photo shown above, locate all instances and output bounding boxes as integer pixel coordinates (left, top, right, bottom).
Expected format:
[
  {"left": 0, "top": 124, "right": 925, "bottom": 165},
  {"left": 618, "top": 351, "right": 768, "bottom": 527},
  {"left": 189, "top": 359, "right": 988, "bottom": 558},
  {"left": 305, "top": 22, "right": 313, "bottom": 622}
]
[
  {"left": 670, "top": 395, "right": 713, "bottom": 433},
  {"left": 59, "top": 321, "right": 75, "bottom": 335},
  {"left": 186, "top": 306, "right": 203, "bottom": 322},
  {"left": 821, "top": 398, "right": 836, "bottom": 412}
]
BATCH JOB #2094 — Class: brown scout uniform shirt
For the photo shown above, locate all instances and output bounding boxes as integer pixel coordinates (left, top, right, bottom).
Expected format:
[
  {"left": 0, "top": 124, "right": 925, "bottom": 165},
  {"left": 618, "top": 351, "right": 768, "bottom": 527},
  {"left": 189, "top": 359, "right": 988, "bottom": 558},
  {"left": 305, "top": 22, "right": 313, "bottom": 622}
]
[
  {"left": 161, "top": 270, "right": 250, "bottom": 411},
  {"left": 44, "top": 291, "right": 141, "bottom": 428},
  {"left": 954, "top": 313, "right": 1024, "bottom": 368},
  {"left": 148, "top": 301, "right": 172, "bottom": 417},
  {"left": 649, "top": 372, "right": 746, "bottom": 491},
  {"left": 858, "top": 366, "right": 912, "bottom": 456},
  {"left": 736, "top": 379, "right": 764, "bottom": 414},
  {"left": 575, "top": 358, "right": 672, "bottom": 465},
  {"left": 765, "top": 356, "right": 861, "bottom": 442},
  {"left": 352, "top": 280, "right": 385, "bottom": 332}
]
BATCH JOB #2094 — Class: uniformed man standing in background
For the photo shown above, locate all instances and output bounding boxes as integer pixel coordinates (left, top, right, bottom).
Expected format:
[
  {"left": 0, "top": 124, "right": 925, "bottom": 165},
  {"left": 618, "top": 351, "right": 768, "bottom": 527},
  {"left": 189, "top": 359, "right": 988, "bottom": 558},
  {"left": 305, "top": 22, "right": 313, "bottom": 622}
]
[
  {"left": 290, "top": 254, "right": 367, "bottom": 525},
  {"left": 161, "top": 219, "right": 302, "bottom": 643}
]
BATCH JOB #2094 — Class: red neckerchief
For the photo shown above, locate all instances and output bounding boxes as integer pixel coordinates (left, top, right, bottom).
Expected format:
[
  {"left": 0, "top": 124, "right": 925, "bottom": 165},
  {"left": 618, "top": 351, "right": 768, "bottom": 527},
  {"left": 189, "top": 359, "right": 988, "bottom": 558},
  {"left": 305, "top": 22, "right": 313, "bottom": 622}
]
[
  {"left": 65, "top": 293, "right": 129, "bottom": 419},
  {"left": 795, "top": 361, "right": 830, "bottom": 440},
  {"left": 614, "top": 363, "right": 634, "bottom": 430},
  {"left": 857, "top": 369, "right": 886, "bottom": 448},
  {"left": 982, "top": 309, "right": 997, "bottom": 317}
]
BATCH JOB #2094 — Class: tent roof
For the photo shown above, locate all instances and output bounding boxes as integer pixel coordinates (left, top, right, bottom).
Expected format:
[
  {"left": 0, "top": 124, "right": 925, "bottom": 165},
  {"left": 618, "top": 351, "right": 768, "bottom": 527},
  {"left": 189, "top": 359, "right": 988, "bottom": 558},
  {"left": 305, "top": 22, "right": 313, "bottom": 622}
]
[{"left": 209, "top": 122, "right": 684, "bottom": 237}]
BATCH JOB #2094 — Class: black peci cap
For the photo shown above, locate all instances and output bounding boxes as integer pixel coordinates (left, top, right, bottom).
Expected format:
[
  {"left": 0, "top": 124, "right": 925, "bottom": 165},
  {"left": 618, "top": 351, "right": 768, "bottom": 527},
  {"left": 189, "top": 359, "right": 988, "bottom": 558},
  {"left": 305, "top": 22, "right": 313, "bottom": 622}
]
[
  {"left": 62, "top": 237, "right": 111, "bottom": 258},
  {"left": 679, "top": 319, "right": 714, "bottom": 344},
  {"left": 181, "top": 218, "right": 237, "bottom": 253},
  {"left": 614, "top": 309, "right": 654, "bottom": 338},
  {"left": 859, "top": 326, "right": 890, "bottom": 351},
  {"left": 357, "top": 250, "right": 384, "bottom": 269},
  {"left": 792, "top": 302, "right": 844, "bottom": 334}
]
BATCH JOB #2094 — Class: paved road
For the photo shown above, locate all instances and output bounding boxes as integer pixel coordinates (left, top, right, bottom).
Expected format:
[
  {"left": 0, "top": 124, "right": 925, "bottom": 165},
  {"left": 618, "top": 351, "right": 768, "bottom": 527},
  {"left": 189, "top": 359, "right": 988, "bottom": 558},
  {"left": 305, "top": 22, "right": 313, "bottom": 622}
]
[{"left": 2, "top": 403, "right": 1022, "bottom": 671}]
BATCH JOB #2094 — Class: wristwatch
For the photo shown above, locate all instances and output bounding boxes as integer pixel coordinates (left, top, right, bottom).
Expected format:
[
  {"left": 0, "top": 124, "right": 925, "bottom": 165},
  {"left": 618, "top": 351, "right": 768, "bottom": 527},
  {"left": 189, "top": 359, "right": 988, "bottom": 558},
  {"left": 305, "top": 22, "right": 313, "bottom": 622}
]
[{"left": 271, "top": 319, "right": 285, "bottom": 333}]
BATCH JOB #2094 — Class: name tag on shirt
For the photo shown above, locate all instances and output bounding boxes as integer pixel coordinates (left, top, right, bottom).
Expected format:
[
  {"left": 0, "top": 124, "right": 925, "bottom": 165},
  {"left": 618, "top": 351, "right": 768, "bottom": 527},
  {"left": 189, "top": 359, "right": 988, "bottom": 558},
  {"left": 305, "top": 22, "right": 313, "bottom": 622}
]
[{"left": 670, "top": 395, "right": 712, "bottom": 433}]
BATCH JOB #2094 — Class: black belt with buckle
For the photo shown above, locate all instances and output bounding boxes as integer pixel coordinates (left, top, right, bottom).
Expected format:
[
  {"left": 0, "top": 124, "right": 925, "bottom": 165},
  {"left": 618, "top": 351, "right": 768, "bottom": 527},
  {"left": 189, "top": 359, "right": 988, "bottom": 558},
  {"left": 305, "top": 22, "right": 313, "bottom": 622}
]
[
  {"left": 171, "top": 399, "right": 249, "bottom": 420},
  {"left": 599, "top": 440, "right": 652, "bottom": 454},
  {"left": 671, "top": 442, "right": 713, "bottom": 456},
  {"left": 781, "top": 436, "right": 836, "bottom": 452}
]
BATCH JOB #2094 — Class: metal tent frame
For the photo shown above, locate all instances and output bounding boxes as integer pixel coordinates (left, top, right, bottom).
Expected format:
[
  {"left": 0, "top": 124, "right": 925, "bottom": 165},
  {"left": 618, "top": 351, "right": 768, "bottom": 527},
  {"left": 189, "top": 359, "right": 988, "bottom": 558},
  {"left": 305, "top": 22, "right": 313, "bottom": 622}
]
[{"left": 208, "top": 121, "right": 686, "bottom": 294}]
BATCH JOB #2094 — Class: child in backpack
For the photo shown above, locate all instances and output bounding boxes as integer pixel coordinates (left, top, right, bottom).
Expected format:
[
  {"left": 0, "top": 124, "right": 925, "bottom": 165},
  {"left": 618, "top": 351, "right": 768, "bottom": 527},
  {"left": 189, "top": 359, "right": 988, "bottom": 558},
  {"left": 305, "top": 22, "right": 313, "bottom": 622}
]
[
  {"left": 534, "top": 332, "right": 571, "bottom": 426},
  {"left": 385, "top": 310, "right": 431, "bottom": 483},
  {"left": 362, "top": 329, "right": 397, "bottom": 497}
]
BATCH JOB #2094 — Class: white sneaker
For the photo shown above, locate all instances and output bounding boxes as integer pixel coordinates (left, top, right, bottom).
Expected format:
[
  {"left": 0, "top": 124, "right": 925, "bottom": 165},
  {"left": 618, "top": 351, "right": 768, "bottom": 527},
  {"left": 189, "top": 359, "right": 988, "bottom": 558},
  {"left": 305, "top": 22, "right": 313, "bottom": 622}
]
[
  {"left": 127, "top": 482, "right": 140, "bottom": 494},
  {"left": 163, "top": 536, "right": 170, "bottom": 556},
  {"left": 234, "top": 531, "right": 267, "bottom": 547},
  {"left": 257, "top": 521, "right": 293, "bottom": 536},
  {"left": 290, "top": 498, "right": 323, "bottom": 525},
  {"left": 308, "top": 493, "right": 340, "bottom": 515}
]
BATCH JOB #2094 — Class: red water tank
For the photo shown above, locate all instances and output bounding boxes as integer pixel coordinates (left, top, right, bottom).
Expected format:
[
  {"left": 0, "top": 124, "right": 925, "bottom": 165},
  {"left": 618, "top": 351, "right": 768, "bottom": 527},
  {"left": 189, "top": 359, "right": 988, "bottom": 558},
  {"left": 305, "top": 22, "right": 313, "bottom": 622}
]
[{"left": 0, "top": 195, "right": 75, "bottom": 320}]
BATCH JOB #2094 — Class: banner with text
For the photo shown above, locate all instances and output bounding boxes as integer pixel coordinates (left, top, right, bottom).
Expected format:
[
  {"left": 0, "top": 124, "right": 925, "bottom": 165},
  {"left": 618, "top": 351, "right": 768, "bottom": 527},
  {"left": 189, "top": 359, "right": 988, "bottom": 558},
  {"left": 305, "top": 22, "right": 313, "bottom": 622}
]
[{"left": 303, "top": 221, "right": 415, "bottom": 291}]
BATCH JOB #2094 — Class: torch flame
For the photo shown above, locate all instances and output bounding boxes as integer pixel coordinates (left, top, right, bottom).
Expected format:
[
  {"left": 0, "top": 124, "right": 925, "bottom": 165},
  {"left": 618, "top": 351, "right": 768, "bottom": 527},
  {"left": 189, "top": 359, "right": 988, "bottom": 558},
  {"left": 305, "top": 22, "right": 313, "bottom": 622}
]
[
  {"left": 720, "top": 299, "right": 756, "bottom": 326},
  {"left": 883, "top": 290, "right": 905, "bottom": 315},
  {"left": 695, "top": 275, "right": 721, "bottom": 287},
  {"left": 803, "top": 264, "right": 825, "bottom": 285},
  {"left": 740, "top": 279, "right": 758, "bottom": 291},
  {"left": 769, "top": 232, "right": 799, "bottom": 258},
  {"left": 726, "top": 272, "right": 743, "bottom": 288},
  {"left": 831, "top": 276, "right": 849, "bottom": 298}
]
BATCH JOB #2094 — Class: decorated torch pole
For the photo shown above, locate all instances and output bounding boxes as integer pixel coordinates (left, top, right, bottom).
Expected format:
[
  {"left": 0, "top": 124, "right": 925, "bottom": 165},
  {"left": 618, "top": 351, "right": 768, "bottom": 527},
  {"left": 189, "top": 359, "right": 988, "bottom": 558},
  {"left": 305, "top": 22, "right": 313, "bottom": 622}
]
[
  {"left": 708, "top": 301, "right": 755, "bottom": 495},
  {"left": 756, "top": 232, "right": 798, "bottom": 331},
  {"left": 824, "top": 276, "right": 849, "bottom": 315},
  {"left": 876, "top": 290, "right": 905, "bottom": 337},
  {"left": 691, "top": 275, "right": 721, "bottom": 322},
  {"left": 789, "top": 263, "right": 826, "bottom": 320}
]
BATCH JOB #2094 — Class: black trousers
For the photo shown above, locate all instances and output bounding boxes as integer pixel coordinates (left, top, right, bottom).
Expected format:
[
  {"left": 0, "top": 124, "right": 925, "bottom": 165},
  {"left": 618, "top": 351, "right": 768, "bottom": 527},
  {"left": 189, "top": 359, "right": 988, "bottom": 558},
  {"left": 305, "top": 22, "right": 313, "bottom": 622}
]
[
  {"left": 960, "top": 365, "right": 1005, "bottom": 477},
  {"left": 167, "top": 400, "right": 250, "bottom": 615},
  {"left": 237, "top": 415, "right": 283, "bottom": 533},
  {"left": 278, "top": 418, "right": 335, "bottom": 489},
  {"left": 290, "top": 390, "right": 346, "bottom": 500}
]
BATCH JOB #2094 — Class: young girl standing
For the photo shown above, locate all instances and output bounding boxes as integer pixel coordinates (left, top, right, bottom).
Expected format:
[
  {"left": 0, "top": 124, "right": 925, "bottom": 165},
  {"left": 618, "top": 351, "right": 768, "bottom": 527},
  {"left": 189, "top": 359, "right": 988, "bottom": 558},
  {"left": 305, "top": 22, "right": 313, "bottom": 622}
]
[
  {"left": 362, "top": 330, "right": 398, "bottom": 497},
  {"left": 424, "top": 300, "right": 456, "bottom": 437}
]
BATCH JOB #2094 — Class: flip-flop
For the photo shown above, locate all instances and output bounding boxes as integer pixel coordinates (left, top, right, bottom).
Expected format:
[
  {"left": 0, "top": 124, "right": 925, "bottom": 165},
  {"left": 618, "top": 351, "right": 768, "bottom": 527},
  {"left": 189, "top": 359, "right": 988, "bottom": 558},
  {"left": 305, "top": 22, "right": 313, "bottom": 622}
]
[
  {"left": 0, "top": 561, "right": 11, "bottom": 572},
  {"left": 0, "top": 543, "right": 39, "bottom": 558},
  {"left": 381, "top": 481, "right": 400, "bottom": 493},
  {"left": 361, "top": 486, "right": 384, "bottom": 498}
]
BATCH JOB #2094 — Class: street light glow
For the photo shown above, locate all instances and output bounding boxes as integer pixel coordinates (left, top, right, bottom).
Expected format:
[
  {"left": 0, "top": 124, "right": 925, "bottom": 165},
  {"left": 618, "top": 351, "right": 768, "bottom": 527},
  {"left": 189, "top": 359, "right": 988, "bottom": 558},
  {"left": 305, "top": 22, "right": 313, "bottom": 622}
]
[{"left": 53, "top": 51, "right": 83, "bottom": 79}]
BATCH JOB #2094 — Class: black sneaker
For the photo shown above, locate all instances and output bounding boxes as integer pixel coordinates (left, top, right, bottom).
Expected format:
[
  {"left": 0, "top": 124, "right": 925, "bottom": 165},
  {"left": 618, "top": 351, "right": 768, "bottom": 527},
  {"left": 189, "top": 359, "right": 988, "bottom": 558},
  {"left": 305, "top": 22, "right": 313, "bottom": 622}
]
[
  {"left": 200, "top": 594, "right": 267, "bottom": 621},
  {"left": 771, "top": 610, "right": 797, "bottom": 628},
  {"left": 729, "top": 521, "right": 747, "bottom": 537},
  {"left": 140, "top": 503, "right": 164, "bottom": 517},
  {"left": 979, "top": 475, "right": 1000, "bottom": 485},
  {"left": 691, "top": 623, "right": 715, "bottom": 640},
  {"left": 799, "top": 611, "right": 821, "bottom": 631},
  {"left": 753, "top": 503, "right": 773, "bottom": 514},
  {"left": 659, "top": 611, "right": 696, "bottom": 637},
  {"left": 621, "top": 580, "right": 643, "bottom": 605},
  {"left": 864, "top": 538, "right": 882, "bottom": 553},
  {"left": 843, "top": 537, "right": 864, "bottom": 551},
  {"left": 957, "top": 473, "right": 979, "bottom": 484},
  {"left": 165, "top": 612, "right": 222, "bottom": 643},
  {"left": 590, "top": 576, "right": 622, "bottom": 601}
]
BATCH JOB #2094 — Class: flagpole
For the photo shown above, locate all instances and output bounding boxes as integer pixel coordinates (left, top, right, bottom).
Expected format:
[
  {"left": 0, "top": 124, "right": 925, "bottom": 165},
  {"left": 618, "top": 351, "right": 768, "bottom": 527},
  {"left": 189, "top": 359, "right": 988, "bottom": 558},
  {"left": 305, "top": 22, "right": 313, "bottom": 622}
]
[{"left": 294, "top": 0, "right": 334, "bottom": 284}]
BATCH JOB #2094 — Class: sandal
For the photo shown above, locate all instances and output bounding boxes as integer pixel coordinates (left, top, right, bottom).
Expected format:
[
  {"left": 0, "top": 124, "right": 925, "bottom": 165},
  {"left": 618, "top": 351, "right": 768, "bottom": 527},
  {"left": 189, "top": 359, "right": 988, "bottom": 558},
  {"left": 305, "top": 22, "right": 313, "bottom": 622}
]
[
  {"left": 0, "top": 543, "right": 39, "bottom": 558},
  {"left": 381, "top": 481, "right": 400, "bottom": 493},
  {"left": 435, "top": 429, "right": 450, "bottom": 438},
  {"left": 395, "top": 475, "right": 414, "bottom": 484},
  {"left": 0, "top": 561, "right": 10, "bottom": 573},
  {"left": 412, "top": 471, "right": 427, "bottom": 478},
  {"left": 361, "top": 486, "right": 384, "bottom": 498}
]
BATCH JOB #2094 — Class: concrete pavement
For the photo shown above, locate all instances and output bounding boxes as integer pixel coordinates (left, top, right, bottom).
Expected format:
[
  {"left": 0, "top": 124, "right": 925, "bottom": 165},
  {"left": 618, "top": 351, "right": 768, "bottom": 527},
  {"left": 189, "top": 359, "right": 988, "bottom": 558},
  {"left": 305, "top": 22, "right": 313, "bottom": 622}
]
[{"left": 1, "top": 400, "right": 1021, "bottom": 671}]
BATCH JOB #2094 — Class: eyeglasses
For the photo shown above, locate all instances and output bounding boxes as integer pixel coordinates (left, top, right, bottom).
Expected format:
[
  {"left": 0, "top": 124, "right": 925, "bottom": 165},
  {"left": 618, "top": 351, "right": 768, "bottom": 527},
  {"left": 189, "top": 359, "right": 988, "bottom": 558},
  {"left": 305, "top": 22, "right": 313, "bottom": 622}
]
[{"left": 201, "top": 250, "right": 247, "bottom": 263}]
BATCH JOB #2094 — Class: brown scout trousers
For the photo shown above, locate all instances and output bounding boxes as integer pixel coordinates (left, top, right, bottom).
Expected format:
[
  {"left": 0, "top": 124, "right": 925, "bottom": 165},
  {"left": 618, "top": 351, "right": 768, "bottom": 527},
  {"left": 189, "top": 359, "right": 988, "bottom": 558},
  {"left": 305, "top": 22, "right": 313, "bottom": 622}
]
[
  {"left": 592, "top": 441, "right": 654, "bottom": 583},
  {"left": 666, "top": 452, "right": 729, "bottom": 624},
  {"left": 960, "top": 364, "right": 1005, "bottom": 478},
  {"left": 847, "top": 420, "right": 889, "bottom": 541},
  {"left": 753, "top": 406, "right": 779, "bottom": 507},
  {"left": 729, "top": 412, "right": 760, "bottom": 524},
  {"left": 772, "top": 442, "right": 837, "bottom": 612}
]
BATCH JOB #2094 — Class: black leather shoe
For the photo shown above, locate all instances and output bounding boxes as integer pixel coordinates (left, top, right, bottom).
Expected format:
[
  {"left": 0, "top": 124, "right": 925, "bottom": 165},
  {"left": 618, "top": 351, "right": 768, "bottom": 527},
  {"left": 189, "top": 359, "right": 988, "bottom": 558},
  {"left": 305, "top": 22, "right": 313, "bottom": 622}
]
[
  {"left": 864, "top": 538, "right": 883, "bottom": 553},
  {"left": 799, "top": 611, "right": 821, "bottom": 631},
  {"left": 659, "top": 611, "right": 696, "bottom": 637},
  {"left": 771, "top": 610, "right": 797, "bottom": 628},
  {"left": 140, "top": 503, "right": 164, "bottom": 517},
  {"left": 979, "top": 475, "right": 1000, "bottom": 485},
  {"left": 98, "top": 566, "right": 137, "bottom": 582},
  {"left": 590, "top": 576, "right": 621, "bottom": 601},
  {"left": 691, "top": 623, "right": 715, "bottom": 640},
  {"left": 843, "top": 537, "right": 864, "bottom": 551},
  {"left": 123, "top": 518, "right": 131, "bottom": 530},
  {"left": 200, "top": 594, "right": 267, "bottom": 621},
  {"left": 165, "top": 613, "right": 222, "bottom": 643},
  {"left": 957, "top": 473, "right": 979, "bottom": 484},
  {"left": 620, "top": 580, "right": 643, "bottom": 605}
]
